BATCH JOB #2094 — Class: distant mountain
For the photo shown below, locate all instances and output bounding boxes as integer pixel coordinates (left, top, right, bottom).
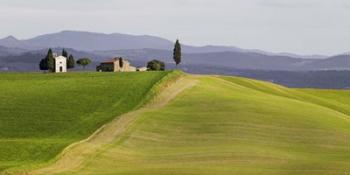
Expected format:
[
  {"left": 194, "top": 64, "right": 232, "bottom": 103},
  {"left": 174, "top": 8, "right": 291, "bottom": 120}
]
[
  {"left": 304, "top": 54, "right": 350, "bottom": 70},
  {"left": 0, "top": 31, "right": 328, "bottom": 58},
  {"left": 0, "top": 46, "right": 27, "bottom": 56},
  {"left": 274, "top": 53, "right": 327, "bottom": 59},
  {"left": 25, "top": 31, "right": 175, "bottom": 51},
  {"left": 0, "top": 31, "right": 263, "bottom": 53},
  {"left": 0, "top": 36, "right": 21, "bottom": 47},
  {"left": 0, "top": 31, "right": 220, "bottom": 52}
]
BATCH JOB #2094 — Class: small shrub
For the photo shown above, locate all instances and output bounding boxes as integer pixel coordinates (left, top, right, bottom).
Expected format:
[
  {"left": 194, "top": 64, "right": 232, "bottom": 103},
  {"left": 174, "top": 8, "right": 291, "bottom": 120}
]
[{"left": 147, "top": 60, "right": 165, "bottom": 71}]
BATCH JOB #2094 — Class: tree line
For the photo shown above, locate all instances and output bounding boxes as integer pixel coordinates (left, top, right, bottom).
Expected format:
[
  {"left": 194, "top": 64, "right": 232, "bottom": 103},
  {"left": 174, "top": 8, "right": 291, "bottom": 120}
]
[
  {"left": 39, "top": 49, "right": 92, "bottom": 72},
  {"left": 39, "top": 49, "right": 75, "bottom": 72}
]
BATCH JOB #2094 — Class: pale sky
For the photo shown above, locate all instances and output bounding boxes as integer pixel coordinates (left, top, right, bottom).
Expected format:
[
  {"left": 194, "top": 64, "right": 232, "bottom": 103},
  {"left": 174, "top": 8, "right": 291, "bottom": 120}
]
[{"left": 0, "top": 0, "right": 349, "bottom": 55}]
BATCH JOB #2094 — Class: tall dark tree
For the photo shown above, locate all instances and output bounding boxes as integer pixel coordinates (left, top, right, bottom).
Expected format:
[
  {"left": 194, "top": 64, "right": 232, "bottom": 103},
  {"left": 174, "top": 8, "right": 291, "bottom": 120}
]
[
  {"left": 76, "top": 58, "right": 91, "bottom": 70},
  {"left": 67, "top": 54, "right": 75, "bottom": 69},
  {"left": 62, "top": 49, "right": 68, "bottom": 58},
  {"left": 119, "top": 57, "right": 124, "bottom": 68},
  {"left": 46, "top": 49, "right": 55, "bottom": 72},
  {"left": 173, "top": 39, "right": 182, "bottom": 67},
  {"left": 39, "top": 58, "right": 48, "bottom": 72}
]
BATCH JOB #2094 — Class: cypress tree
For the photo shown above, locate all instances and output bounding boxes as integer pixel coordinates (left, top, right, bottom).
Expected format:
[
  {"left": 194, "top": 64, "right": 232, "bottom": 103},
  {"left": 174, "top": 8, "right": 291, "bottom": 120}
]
[
  {"left": 67, "top": 54, "right": 75, "bottom": 69},
  {"left": 39, "top": 58, "right": 48, "bottom": 72},
  {"left": 119, "top": 57, "right": 124, "bottom": 68},
  {"left": 173, "top": 39, "right": 182, "bottom": 67},
  {"left": 62, "top": 49, "right": 68, "bottom": 58},
  {"left": 46, "top": 49, "right": 55, "bottom": 72}
]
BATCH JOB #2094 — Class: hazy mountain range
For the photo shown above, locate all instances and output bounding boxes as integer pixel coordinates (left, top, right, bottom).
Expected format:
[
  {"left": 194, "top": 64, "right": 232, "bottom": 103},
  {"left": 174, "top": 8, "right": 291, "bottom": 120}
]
[
  {"left": 0, "top": 30, "right": 350, "bottom": 88},
  {"left": 0, "top": 30, "right": 331, "bottom": 57},
  {"left": 0, "top": 30, "right": 349, "bottom": 70}
]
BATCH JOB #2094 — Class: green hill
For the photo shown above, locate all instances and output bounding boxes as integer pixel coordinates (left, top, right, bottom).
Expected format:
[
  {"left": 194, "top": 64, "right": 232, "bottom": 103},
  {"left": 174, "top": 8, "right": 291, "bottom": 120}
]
[
  {"left": 0, "top": 71, "right": 179, "bottom": 172},
  {"left": 3, "top": 73, "right": 350, "bottom": 175},
  {"left": 37, "top": 75, "right": 350, "bottom": 175}
]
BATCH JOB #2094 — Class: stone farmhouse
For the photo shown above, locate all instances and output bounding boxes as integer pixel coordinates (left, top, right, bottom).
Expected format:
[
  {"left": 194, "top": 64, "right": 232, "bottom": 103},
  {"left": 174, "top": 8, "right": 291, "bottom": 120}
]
[{"left": 97, "top": 57, "right": 146, "bottom": 72}]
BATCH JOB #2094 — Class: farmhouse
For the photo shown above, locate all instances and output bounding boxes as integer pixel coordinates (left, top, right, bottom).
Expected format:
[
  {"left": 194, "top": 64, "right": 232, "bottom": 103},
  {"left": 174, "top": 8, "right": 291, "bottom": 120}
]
[
  {"left": 54, "top": 54, "right": 67, "bottom": 73},
  {"left": 97, "top": 57, "right": 146, "bottom": 72}
]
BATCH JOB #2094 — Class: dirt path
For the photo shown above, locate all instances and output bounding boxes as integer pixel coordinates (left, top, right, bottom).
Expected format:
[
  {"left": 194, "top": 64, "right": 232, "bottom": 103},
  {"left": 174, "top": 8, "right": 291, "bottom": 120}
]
[{"left": 29, "top": 76, "right": 198, "bottom": 175}]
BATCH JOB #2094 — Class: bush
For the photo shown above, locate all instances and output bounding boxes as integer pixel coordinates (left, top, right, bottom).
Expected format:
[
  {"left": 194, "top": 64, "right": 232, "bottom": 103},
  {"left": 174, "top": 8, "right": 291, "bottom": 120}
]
[
  {"left": 147, "top": 60, "right": 165, "bottom": 71},
  {"left": 96, "top": 65, "right": 102, "bottom": 72},
  {"left": 76, "top": 58, "right": 92, "bottom": 69}
]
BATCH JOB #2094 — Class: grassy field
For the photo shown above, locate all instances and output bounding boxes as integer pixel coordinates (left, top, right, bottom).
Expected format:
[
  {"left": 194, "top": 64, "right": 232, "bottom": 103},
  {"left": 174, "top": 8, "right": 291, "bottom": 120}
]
[
  {"left": 0, "top": 71, "right": 176, "bottom": 172},
  {"left": 54, "top": 75, "right": 350, "bottom": 175}
]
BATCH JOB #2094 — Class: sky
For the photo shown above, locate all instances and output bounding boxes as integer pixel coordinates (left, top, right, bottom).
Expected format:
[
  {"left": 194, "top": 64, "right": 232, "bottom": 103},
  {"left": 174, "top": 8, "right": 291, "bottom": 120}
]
[{"left": 0, "top": 0, "right": 349, "bottom": 55}]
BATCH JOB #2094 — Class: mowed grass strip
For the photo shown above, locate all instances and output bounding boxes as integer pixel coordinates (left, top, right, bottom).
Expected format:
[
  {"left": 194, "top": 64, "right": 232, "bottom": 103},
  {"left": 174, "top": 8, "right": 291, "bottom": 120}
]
[
  {"left": 67, "top": 75, "right": 350, "bottom": 175},
  {"left": 0, "top": 71, "right": 171, "bottom": 171}
]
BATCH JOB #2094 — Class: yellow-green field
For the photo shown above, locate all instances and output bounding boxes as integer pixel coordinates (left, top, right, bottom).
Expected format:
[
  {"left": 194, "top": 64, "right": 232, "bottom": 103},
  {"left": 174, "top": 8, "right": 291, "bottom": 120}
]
[
  {"left": 0, "top": 71, "right": 178, "bottom": 173},
  {"left": 3, "top": 73, "right": 350, "bottom": 175}
]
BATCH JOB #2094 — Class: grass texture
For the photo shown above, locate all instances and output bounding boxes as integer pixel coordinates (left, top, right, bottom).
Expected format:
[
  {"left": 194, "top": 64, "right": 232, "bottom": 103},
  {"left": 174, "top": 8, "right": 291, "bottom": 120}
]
[
  {"left": 62, "top": 75, "right": 350, "bottom": 175},
  {"left": 0, "top": 71, "right": 172, "bottom": 171}
]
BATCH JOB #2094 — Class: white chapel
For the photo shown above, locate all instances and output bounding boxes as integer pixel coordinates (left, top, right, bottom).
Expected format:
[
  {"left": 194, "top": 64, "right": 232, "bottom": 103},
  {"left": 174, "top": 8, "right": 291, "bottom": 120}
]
[{"left": 54, "top": 55, "right": 67, "bottom": 73}]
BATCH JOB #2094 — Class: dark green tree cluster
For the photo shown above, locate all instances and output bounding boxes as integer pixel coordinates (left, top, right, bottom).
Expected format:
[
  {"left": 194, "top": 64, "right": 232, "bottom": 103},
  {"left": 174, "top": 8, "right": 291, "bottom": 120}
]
[
  {"left": 76, "top": 58, "right": 92, "bottom": 70},
  {"left": 147, "top": 60, "right": 165, "bottom": 71},
  {"left": 62, "top": 49, "right": 68, "bottom": 58},
  {"left": 39, "top": 49, "right": 55, "bottom": 72},
  {"left": 67, "top": 55, "right": 75, "bottom": 69},
  {"left": 39, "top": 58, "right": 48, "bottom": 72},
  {"left": 63, "top": 49, "right": 75, "bottom": 69},
  {"left": 39, "top": 49, "right": 75, "bottom": 72}
]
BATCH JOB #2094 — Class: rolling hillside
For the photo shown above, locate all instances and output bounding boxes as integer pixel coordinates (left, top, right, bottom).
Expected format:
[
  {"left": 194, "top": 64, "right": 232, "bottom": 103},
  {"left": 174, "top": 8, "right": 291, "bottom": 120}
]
[
  {"left": 2, "top": 73, "right": 350, "bottom": 174},
  {"left": 0, "top": 71, "right": 180, "bottom": 172},
  {"left": 27, "top": 74, "right": 350, "bottom": 175}
]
